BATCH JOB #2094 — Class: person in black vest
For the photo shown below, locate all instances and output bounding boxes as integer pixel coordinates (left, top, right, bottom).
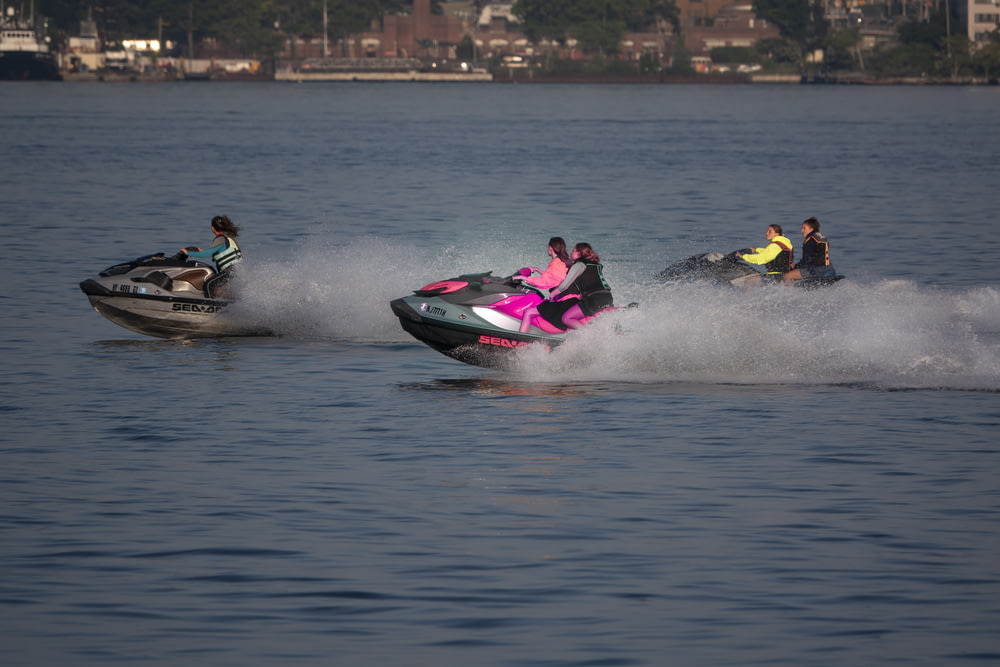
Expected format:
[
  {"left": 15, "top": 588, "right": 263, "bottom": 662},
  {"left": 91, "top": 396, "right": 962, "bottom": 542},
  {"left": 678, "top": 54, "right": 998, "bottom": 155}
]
[{"left": 783, "top": 217, "right": 837, "bottom": 283}]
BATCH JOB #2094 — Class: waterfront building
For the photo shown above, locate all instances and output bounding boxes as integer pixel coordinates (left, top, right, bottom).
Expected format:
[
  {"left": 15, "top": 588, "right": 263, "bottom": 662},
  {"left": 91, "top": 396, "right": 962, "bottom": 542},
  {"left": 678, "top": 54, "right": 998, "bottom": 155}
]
[
  {"left": 959, "top": 0, "right": 1000, "bottom": 44},
  {"left": 681, "top": 3, "right": 780, "bottom": 57}
]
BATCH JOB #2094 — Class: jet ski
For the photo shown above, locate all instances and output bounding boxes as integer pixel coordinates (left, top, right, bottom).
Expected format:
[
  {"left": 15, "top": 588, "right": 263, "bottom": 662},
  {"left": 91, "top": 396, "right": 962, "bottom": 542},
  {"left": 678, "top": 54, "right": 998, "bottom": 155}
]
[
  {"left": 79, "top": 252, "right": 270, "bottom": 339},
  {"left": 656, "top": 250, "right": 844, "bottom": 288},
  {"left": 390, "top": 271, "right": 608, "bottom": 369}
]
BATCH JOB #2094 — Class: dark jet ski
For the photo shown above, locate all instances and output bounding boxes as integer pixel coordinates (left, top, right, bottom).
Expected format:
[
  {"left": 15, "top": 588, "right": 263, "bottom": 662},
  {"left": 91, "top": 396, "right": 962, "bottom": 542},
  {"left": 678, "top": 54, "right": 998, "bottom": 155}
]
[
  {"left": 657, "top": 250, "right": 844, "bottom": 288},
  {"left": 391, "top": 271, "right": 615, "bottom": 369},
  {"left": 79, "top": 252, "right": 270, "bottom": 339}
]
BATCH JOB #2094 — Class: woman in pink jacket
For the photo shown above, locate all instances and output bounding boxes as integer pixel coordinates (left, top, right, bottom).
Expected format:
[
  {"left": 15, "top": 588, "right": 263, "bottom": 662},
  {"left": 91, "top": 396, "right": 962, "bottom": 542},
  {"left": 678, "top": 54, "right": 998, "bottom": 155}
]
[{"left": 514, "top": 237, "right": 570, "bottom": 289}]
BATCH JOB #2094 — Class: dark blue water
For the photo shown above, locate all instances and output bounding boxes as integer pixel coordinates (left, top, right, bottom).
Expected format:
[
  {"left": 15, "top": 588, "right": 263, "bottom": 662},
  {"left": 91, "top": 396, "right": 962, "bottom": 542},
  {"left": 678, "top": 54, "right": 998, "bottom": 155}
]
[{"left": 1, "top": 81, "right": 999, "bottom": 666}]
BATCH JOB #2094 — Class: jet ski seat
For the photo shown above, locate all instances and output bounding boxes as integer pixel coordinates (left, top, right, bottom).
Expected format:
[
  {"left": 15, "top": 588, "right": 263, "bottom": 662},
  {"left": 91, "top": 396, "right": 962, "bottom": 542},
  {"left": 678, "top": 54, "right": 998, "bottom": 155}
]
[
  {"left": 172, "top": 270, "right": 208, "bottom": 291},
  {"left": 132, "top": 271, "right": 174, "bottom": 290}
]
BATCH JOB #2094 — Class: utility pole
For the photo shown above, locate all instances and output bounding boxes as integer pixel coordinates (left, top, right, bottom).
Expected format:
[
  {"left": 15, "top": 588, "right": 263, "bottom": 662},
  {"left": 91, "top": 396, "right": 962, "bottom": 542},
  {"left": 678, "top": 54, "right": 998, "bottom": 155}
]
[
  {"left": 323, "top": 0, "right": 329, "bottom": 58},
  {"left": 945, "top": 0, "right": 955, "bottom": 79}
]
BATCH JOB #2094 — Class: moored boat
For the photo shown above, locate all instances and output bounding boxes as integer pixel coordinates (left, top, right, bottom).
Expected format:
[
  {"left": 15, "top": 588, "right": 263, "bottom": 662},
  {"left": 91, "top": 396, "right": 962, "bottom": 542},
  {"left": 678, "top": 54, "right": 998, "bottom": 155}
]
[{"left": 0, "top": 6, "right": 61, "bottom": 81}]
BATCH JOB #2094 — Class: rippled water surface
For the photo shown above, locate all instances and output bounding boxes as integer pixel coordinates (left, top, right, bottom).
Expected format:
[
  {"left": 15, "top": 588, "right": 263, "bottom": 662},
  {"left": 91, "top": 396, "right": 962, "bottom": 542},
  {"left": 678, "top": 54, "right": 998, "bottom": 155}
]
[{"left": 1, "top": 81, "right": 999, "bottom": 666}]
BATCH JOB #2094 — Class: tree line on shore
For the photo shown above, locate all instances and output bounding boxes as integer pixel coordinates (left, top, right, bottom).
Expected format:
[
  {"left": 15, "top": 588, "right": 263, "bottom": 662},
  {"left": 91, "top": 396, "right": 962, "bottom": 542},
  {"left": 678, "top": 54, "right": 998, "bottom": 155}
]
[{"left": 38, "top": 0, "right": 1000, "bottom": 79}]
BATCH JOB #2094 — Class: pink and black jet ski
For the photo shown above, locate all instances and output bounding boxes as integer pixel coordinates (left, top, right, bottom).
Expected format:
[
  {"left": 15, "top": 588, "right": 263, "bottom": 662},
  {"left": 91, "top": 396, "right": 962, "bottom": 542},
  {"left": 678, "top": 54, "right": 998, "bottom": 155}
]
[{"left": 390, "top": 270, "right": 611, "bottom": 369}]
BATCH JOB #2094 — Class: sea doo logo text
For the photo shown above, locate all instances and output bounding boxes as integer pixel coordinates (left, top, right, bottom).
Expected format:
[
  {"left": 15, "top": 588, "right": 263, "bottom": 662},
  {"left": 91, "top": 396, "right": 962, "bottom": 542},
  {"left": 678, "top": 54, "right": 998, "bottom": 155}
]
[
  {"left": 172, "top": 303, "right": 224, "bottom": 313},
  {"left": 479, "top": 335, "right": 530, "bottom": 348}
]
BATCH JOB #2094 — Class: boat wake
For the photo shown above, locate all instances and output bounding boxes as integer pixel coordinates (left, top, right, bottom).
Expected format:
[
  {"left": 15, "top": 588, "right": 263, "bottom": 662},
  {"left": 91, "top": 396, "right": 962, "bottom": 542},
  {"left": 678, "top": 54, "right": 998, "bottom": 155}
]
[
  {"left": 235, "top": 237, "right": 1000, "bottom": 391},
  {"left": 234, "top": 236, "right": 474, "bottom": 341},
  {"left": 513, "top": 280, "right": 1000, "bottom": 391}
]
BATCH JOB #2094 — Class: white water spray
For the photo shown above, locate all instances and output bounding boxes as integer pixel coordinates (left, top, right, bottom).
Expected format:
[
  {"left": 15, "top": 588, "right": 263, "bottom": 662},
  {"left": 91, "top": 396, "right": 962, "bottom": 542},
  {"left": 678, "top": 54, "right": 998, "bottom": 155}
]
[{"left": 227, "top": 236, "right": 1000, "bottom": 390}]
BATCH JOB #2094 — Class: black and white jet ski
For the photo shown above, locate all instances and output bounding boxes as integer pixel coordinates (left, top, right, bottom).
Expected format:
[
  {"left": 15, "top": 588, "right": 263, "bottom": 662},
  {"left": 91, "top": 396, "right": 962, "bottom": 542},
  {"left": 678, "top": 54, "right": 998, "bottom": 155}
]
[
  {"left": 79, "top": 252, "right": 270, "bottom": 339},
  {"left": 391, "top": 270, "right": 615, "bottom": 369},
  {"left": 656, "top": 250, "right": 844, "bottom": 288}
]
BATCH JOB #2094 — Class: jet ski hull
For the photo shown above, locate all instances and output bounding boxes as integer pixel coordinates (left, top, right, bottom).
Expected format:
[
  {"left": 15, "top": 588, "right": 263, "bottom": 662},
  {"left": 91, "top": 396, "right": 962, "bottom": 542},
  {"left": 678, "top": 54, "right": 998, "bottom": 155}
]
[
  {"left": 80, "top": 254, "right": 270, "bottom": 339},
  {"left": 390, "top": 294, "right": 561, "bottom": 369},
  {"left": 389, "top": 271, "right": 570, "bottom": 369},
  {"left": 657, "top": 251, "right": 759, "bottom": 285},
  {"left": 81, "top": 282, "right": 263, "bottom": 339},
  {"left": 658, "top": 251, "right": 845, "bottom": 288}
]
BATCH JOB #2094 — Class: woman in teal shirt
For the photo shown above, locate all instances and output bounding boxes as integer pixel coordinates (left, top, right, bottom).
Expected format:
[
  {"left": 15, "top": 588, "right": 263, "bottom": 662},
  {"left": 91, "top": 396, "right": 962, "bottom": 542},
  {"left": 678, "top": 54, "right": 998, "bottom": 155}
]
[{"left": 180, "top": 215, "right": 243, "bottom": 297}]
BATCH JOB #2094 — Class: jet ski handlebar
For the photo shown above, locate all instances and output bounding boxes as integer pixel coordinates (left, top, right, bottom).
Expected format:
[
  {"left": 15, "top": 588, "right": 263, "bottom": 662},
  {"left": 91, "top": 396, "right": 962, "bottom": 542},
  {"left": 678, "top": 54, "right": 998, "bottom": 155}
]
[{"left": 504, "top": 272, "right": 550, "bottom": 297}]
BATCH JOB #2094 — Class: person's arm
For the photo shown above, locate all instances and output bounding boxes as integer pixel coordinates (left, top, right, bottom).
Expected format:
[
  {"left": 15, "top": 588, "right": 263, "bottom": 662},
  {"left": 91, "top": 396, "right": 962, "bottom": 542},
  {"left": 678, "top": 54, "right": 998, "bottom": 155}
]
[
  {"left": 183, "top": 247, "right": 214, "bottom": 259},
  {"left": 549, "top": 262, "right": 584, "bottom": 298},
  {"left": 182, "top": 236, "right": 226, "bottom": 259},
  {"left": 525, "top": 259, "right": 567, "bottom": 288},
  {"left": 739, "top": 242, "right": 782, "bottom": 266}
]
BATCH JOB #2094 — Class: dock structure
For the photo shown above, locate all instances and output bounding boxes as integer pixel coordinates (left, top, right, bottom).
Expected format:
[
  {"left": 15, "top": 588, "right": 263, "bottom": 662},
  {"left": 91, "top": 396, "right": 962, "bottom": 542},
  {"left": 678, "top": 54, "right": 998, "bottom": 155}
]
[
  {"left": 276, "top": 70, "right": 493, "bottom": 82},
  {"left": 276, "top": 57, "right": 492, "bottom": 82}
]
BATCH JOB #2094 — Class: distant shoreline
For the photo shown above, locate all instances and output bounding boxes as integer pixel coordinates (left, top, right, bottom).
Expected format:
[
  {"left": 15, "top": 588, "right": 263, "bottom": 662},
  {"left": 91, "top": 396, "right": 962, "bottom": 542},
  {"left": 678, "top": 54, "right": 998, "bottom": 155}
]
[{"left": 58, "top": 71, "right": 998, "bottom": 86}]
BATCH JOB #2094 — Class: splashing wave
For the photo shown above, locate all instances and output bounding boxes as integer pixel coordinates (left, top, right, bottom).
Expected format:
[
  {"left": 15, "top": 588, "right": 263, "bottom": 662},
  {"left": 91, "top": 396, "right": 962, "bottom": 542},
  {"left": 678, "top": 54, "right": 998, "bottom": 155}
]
[{"left": 230, "top": 237, "right": 1000, "bottom": 390}]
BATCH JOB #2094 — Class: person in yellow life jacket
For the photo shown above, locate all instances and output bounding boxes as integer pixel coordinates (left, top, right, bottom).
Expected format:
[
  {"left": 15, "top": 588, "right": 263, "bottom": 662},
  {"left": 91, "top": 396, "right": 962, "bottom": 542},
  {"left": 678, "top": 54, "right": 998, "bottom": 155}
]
[
  {"left": 735, "top": 224, "right": 793, "bottom": 285},
  {"left": 783, "top": 217, "right": 837, "bottom": 283},
  {"left": 179, "top": 215, "right": 244, "bottom": 298}
]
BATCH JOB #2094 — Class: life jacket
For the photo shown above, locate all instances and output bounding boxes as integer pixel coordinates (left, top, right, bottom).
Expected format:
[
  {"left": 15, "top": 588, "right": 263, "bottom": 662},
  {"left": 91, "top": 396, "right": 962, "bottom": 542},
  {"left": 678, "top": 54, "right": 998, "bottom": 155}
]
[
  {"left": 567, "top": 261, "right": 613, "bottom": 313},
  {"left": 801, "top": 232, "right": 830, "bottom": 267},
  {"left": 214, "top": 235, "right": 243, "bottom": 272},
  {"left": 564, "top": 262, "right": 609, "bottom": 296},
  {"left": 765, "top": 237, "right": 793, "bottom": 274}
]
